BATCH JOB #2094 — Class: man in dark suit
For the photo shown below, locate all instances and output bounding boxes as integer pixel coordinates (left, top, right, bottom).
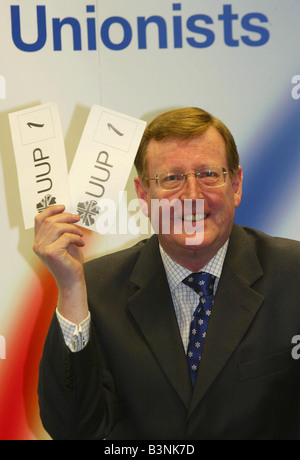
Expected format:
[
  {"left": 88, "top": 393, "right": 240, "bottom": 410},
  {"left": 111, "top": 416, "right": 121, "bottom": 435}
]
[{"left": 35, "top": 107, "right": 300, "bottom": 440}]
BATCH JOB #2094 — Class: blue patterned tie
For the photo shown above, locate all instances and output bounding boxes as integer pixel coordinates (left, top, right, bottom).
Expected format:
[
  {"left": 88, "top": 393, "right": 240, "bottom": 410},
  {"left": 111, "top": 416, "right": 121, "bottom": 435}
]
[{"left": 183, "top": 272, "right": 216, "bottom": 386}]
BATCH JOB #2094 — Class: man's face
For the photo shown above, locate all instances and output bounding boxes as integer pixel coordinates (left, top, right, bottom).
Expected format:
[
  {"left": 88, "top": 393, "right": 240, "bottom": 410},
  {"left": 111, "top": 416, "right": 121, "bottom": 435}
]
[{"left": 135, "top": 126, "right": 243, "bottom": 269}]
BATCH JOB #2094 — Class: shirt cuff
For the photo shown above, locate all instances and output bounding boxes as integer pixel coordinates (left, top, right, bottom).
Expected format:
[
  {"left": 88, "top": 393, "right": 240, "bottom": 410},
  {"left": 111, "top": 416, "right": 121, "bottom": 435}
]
[{"left": 56, "top": 309, "right": 91, "bottom": 352}]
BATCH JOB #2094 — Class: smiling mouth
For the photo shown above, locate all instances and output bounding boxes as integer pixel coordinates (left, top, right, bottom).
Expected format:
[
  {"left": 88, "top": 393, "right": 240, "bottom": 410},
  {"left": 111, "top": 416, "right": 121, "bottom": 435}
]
[{"left": 183, "top": 214, "right": 208, "bottom": 222}]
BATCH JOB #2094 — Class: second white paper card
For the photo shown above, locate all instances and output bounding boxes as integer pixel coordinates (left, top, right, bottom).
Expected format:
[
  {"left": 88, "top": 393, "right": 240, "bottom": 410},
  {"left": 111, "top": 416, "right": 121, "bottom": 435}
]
[{"left": 68, "top": 105, "right": 146, "bottom": 232}]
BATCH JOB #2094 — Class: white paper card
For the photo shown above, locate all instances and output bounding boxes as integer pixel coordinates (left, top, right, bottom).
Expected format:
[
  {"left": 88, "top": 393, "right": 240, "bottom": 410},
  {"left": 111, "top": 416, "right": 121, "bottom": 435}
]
[
  {"left": 68, "top": 105, "right": 146, "bottom": 232},
  {"left": 9, "top": 103, "right": 71, "bottom": 229}
]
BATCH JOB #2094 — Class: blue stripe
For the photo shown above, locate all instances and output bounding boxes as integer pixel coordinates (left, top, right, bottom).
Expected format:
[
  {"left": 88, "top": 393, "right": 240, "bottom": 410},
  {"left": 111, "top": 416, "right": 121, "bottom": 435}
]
[{"left": 234, "top": 99, "right": 300, "bottom": 235}]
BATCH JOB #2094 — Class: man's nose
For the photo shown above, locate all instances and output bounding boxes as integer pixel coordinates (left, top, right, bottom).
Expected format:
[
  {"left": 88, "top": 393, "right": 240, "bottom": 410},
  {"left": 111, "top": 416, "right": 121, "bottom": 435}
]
[{"left": 180, "top": 174, "right": 204, "bottom": 199}]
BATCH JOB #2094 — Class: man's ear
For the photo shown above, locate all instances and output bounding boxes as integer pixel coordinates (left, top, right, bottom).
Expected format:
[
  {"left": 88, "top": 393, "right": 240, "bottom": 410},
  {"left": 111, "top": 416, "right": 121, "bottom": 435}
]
[
  {"left": 134, "top": 177, "right": 149, "bottom": 217},
  {"left": 232, "top": 166, "right": 243, "bottom": 209}
]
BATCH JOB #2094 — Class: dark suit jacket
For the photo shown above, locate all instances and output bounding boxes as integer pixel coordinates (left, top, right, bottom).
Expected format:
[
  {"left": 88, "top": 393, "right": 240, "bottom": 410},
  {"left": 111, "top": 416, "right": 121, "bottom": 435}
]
[{"left": 38, "top": 224, "right": 300, "bottom": 440}]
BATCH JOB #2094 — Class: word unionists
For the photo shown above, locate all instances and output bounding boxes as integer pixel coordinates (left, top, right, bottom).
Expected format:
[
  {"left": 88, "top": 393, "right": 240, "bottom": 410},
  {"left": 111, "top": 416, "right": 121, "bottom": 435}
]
[{"left": 11, "top": 3, "right": 270, "bottom": 52}]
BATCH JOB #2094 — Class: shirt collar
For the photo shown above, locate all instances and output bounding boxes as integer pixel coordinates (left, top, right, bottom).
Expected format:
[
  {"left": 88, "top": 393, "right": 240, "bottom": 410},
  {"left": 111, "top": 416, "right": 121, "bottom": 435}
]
[{"left": 159, "top": 240, "right": 229, "bottom": 293}]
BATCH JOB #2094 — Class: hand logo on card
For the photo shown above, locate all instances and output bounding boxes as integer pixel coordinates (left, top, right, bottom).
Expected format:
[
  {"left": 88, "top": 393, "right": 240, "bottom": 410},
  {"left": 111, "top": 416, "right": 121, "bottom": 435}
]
[
  {"left": 77, "top": 200, "right": 100, "bottom": 227},
  {"left": 36, "top": 194, "right": 57, "bottom": 213}
]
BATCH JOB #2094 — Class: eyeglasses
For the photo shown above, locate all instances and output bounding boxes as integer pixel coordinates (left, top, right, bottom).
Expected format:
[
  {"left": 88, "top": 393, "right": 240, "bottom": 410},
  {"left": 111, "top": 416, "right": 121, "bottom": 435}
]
[{"left": 143, "top": 166, "right": 229, "bottom": 191}]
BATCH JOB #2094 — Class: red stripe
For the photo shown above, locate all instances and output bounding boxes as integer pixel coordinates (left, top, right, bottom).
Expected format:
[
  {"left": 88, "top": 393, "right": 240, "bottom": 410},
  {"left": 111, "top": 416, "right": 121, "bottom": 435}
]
[{"left": 0, "top": 266, "right": 57, "bottom": 440}]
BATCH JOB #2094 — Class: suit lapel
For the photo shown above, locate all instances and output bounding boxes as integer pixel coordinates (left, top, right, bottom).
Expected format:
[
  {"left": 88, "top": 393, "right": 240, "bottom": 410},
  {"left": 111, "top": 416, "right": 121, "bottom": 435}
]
[
  {"left": 125, "top": 226, "right": 266, "bottom": 415},
  {"left": 189, "top": 225, "right": 265, "bottom": 415},
  {"left": 126, "top": 236, "right": 193, "bottom": 410}
]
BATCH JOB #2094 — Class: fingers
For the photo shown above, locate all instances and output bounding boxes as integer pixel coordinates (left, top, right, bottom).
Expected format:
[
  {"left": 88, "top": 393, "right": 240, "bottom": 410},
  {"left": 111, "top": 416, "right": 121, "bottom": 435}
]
[
  {"left": 34, "top": 227, "right": 84, "bottom": 257},
  {"left": 34, "top": 205, "right": 80, "bottom": 235},
  {"left": 40, "top": 232, "right": 85, "bottom": 266},
  {"left": 38, "top": 215, "right": 83, "bottom": 243},
  {"left": 33, "top": 205, "right": 85, "bottom": 259},
  {"left": 34, "top": 204, "right": 65, "bottom": 235},
  {"left": 34, "top": 205, "right": 83, "bottom": 244}
]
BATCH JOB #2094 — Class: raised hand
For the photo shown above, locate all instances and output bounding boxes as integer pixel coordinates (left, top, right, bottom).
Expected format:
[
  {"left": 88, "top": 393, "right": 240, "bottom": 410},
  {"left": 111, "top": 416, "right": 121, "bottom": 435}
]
[{"left": 33, "top": 205, "right": 89, "bottom": 324}]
